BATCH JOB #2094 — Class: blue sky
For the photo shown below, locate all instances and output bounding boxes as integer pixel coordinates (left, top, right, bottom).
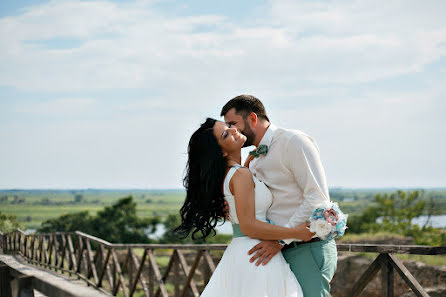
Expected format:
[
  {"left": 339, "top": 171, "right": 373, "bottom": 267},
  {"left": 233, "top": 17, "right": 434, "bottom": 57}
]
[{"left": 1, "top": 0, "right": 445, "bottom": 189}]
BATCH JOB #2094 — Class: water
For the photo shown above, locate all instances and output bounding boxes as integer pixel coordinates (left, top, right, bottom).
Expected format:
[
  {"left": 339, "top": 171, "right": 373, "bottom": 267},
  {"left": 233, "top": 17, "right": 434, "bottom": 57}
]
[
  {"left": 23, "top": 223, "right": 232, "bottom": 238},
  {"left": 376, "top": 215, "right": 446, "bottom": 228},
  {"left": 147, "top": 221, "right": 233, "bottom": 239},
  {"left": 411, "top": 215, "right": 446, "bottom": 228},
  {"left": 24, "top": 215, "right": 446, "bottom": 237},
  {"left": 216, "top": 221, "right": 233, "bottom": 234},
  {"left": 25, "top": 229, "right": 36, "bottom": 235},
  {"left": 148, "top": 215, "right": 446, "bottom": 239}
]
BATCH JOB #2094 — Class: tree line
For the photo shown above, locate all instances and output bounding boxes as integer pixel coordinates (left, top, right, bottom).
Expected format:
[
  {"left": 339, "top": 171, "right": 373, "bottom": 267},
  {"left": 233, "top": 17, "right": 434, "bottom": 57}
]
[{"left": 1, "top": 190, "right": 445, "bottom": 246}]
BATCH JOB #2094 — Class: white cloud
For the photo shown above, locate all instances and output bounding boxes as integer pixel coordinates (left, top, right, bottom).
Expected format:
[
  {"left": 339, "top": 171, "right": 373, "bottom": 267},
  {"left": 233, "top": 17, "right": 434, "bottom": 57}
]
[
  {"left": 1, "top": 0, "right": 446, "bottom": 92},
  {"left": 268, "top": 0, "right": 446, "bottom": 35},
  {"left": 14, "top": 98, "right": 97, "bottom": 115}
]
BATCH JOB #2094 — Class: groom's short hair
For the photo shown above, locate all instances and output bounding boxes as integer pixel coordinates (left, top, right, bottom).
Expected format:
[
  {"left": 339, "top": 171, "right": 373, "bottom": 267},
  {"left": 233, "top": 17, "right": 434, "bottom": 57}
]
[{"left": 220, "top": 95, "right": 270, "bottom": 121}]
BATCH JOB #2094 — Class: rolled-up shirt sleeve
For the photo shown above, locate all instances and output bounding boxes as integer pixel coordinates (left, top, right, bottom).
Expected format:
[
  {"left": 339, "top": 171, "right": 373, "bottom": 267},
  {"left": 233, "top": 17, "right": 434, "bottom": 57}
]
[{"left": 282, "top": 133, "right": 330, "bottom": 244}]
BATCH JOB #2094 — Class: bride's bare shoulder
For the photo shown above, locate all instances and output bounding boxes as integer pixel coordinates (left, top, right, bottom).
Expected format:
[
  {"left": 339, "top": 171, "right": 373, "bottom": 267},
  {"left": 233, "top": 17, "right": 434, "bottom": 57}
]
[{"left": 231, "top": 167, "right": 255, "bottom": 187}]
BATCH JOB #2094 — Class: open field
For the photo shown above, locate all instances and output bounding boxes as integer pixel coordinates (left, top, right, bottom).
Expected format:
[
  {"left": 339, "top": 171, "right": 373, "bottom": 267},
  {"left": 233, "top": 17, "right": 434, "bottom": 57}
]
[
  {"left": 0, "top": 189, "right": 185, "bottom": 229},
  {"left": 1, "top": 188, "right": 446, "bottom": 230}
]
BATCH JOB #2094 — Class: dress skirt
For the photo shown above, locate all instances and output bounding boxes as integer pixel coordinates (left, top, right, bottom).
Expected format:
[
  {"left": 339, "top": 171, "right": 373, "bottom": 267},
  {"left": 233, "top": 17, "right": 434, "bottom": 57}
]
[{"left": 200, "top": 237, "right": 303, "bottom": 297}]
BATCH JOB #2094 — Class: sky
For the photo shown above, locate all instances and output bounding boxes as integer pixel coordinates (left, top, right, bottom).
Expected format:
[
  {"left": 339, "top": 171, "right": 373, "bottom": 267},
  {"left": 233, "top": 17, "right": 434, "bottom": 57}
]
[{"left": 0, "top": 0, "right": 445, "bottom": 189}]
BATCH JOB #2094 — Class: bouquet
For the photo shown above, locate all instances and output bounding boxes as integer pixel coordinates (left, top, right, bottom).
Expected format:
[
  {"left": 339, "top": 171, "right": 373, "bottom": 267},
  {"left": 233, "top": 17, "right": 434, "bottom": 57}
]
[{"left": 309, "top": 202, "right": 348, "bottom": 240}]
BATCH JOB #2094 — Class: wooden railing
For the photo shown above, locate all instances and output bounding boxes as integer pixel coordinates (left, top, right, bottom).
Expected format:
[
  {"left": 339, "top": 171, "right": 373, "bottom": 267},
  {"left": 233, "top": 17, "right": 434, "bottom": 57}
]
[
  {"left": 1, "top": 230, "right": 445, "bottom": 297},
  {"left": 0, "top": 231, "right": 3, "bottom": 254}
]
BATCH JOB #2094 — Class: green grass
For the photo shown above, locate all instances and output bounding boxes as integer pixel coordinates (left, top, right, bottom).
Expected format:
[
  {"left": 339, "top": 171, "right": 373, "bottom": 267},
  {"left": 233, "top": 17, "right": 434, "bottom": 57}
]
[
  {"left": 0, "top": 189, "right": 186, "bottom": 230},
  {"left": 338, "top": 231, "right": 409, "bottom": 242},
  {"left": 338, "top": 231, "right": 446, "bottom": 266},
  {"left": 347, "top": 252, "right": 446, "bottom": 267},
  {"left": 395, "top": 254, "right": 446, "bottom": 266},
  {"left": 3, "top": 188, "right": 446, "bottom": 230},
  {"left": 155, "top": 255, "right": 172, "bottom": 268}
]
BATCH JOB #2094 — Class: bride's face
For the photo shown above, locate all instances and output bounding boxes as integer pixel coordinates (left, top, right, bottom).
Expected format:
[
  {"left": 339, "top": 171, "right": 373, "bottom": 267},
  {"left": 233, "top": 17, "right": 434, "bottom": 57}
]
[{"left": 213, "top": 121, "right": 246, "bottom": 155}]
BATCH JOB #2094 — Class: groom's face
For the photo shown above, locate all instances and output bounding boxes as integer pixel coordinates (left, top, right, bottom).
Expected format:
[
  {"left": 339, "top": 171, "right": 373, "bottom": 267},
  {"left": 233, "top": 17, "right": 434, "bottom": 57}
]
[{"left": 224, "top": 108, "right": 256, "bottom": 147}]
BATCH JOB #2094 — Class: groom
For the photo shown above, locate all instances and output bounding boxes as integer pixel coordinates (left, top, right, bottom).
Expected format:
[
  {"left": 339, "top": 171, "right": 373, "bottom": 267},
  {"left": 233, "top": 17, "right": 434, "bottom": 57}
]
[{"left": 221, "top": 95, "right": 337, "bottom": 297}]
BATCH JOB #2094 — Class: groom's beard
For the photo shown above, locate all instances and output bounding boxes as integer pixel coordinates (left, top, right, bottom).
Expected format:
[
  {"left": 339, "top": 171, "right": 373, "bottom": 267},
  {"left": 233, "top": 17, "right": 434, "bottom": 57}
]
[{"left": 241, "top": 120, "right": 256, "bottom": 147}]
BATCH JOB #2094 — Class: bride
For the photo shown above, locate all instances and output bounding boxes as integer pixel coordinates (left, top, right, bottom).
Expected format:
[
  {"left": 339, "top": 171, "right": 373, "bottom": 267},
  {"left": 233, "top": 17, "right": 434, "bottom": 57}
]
[{"left": 175, "top": 118, "right": 312, "bottom": 297}]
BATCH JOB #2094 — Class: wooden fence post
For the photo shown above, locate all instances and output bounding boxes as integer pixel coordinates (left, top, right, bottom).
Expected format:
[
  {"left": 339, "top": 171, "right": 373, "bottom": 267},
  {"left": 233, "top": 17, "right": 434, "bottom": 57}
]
[{"left": 381, "top": 254, "right": 394, "bottom": 297}]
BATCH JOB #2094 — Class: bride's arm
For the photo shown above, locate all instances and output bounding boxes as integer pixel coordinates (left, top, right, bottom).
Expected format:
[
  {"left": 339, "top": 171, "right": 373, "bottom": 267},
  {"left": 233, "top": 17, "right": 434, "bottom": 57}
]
[{"left": 231, "top": 168, "right": 313, "bottom": 241}]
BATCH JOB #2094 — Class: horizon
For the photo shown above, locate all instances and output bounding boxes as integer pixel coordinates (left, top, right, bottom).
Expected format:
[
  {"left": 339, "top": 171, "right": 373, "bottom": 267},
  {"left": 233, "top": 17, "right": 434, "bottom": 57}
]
[{"left": 1, "top": 186, "right": 445, "bottom": 191}]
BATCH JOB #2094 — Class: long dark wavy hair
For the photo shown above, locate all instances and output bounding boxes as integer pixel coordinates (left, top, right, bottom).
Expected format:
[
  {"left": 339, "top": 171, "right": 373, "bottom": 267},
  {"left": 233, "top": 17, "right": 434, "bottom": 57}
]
[{"left": 174, "top": 118, "right": 227, "bottom": 240}]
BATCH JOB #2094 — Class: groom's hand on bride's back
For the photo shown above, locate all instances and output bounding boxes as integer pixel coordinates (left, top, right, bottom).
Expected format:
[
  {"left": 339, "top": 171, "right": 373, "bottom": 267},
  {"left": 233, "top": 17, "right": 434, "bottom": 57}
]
[
  {"left": 248, "top": 240, "right": 283, "bottom": 266},
  {"left": 247, "top": 222, "right": 315, "bottom": 266}
]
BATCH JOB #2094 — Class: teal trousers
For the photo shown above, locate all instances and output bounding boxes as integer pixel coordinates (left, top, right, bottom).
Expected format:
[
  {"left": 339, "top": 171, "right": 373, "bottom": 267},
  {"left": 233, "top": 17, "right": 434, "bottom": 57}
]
[{"left": 282, "top": 239, "right": 337, "bottom": 297}]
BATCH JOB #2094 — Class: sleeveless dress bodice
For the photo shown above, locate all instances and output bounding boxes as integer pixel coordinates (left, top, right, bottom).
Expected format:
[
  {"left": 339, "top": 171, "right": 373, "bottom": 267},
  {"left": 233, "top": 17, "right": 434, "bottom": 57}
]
[
  {"left": 223, "top": 165, "right": 273, "bottom": 224},
  {"left": 200, "top": 164, "right": 303, "bottom": 297}
]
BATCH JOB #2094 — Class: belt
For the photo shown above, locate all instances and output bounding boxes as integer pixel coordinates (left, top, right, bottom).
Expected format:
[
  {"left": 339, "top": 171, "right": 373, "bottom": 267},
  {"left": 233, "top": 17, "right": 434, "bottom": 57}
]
[
  {"left": 232, "top": 224, "right": 247, "bottom": 238},
  {"left": 282, "top": 238, "right": 321, "bottom": 251}
]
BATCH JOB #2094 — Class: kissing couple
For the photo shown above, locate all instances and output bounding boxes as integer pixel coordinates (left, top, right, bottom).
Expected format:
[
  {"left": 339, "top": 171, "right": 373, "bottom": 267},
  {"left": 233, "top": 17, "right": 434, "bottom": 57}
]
[{"left": 176, "top": 95, "right": 338, "bottom": 297}]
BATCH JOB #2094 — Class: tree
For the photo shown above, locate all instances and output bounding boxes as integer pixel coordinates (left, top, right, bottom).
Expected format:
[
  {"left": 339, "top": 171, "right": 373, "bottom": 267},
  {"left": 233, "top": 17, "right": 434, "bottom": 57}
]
[
  {"left": 92, "top": 196, "right": 159, "bottom": 243},
  {"left": 38, "top": 196, "right": 160, "bottom": 243},
  {"left": 375, "top": 190, "right": 425, "bottom": 234},
  {"left": 348, "top": 190, "right": 426, "bottom": 234},
  {"left": 39, "top": 211, "right": 94, "bottom": 234},
  {"left": 74, "top": 194, "right": 84, "bottom": 203},
  {"left": 159, "top": 214, "right": 190, "bottom": 244},
  {"left": 345, "top": 190, "right": 446, "bottom": 245},
  {"left": 347, "top": 205, "right": 381, "bottom": 234},
  {"left": 159, "top": 214, "right": 231, "bottom": 244},
  {"left": 0, "top": 211, "right": 21, "bottom": 233}
]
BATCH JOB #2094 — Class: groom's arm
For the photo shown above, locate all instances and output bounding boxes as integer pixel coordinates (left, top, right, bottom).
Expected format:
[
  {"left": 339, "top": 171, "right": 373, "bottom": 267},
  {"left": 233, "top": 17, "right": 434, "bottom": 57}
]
[
  {"left": 282, "top": 133, "right": 330, "bottom": 244},
  {"left": 248, "top": 133, "right": 327, "bottom": 265}
]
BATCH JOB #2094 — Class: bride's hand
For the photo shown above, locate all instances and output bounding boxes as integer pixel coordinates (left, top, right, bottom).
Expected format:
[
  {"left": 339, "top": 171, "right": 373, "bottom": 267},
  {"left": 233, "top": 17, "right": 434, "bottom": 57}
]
[{"left": 293, "top": 222, "right": 315, "bottom": 241}]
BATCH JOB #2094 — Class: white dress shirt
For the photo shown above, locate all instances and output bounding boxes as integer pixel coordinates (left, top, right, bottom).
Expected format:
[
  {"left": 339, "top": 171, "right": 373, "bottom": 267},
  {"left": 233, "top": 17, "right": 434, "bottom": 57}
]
[{"left": 250, "top": 124, "right": 331, "bottom": 243}]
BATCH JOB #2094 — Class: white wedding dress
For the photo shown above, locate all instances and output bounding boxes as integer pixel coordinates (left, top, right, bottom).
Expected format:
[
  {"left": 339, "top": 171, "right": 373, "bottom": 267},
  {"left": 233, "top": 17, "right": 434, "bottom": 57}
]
[{"left": 200, "top": 165, "right": 303, "bottom": 297}]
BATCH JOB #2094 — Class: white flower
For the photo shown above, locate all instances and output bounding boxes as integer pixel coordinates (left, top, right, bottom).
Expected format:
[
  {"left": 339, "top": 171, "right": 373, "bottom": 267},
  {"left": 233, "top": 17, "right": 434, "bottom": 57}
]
[
  {"left": 314, "top": 201, "right": 332, "bottom": 210},
  {"left": 310, "top": 219, "right": 333, "bottom": 239}
]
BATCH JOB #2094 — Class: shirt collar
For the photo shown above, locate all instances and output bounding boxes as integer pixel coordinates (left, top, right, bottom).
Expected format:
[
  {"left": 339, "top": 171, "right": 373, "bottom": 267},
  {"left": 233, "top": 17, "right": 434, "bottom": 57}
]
[{"left": 257, "top": 123, "right": 277, "bottom": 148}]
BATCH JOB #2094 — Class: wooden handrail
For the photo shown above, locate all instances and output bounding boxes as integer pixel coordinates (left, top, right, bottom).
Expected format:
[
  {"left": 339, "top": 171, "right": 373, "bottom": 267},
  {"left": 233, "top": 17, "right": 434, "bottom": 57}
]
[
  {"left": 74, "top": 231, "right": 114, "bottom": 247},
  {"left": 1, "top": 229, "right": 444, "bottom": 297},
  {"left": 337, "top": 243, "right": 446, "bottom": 254}
]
